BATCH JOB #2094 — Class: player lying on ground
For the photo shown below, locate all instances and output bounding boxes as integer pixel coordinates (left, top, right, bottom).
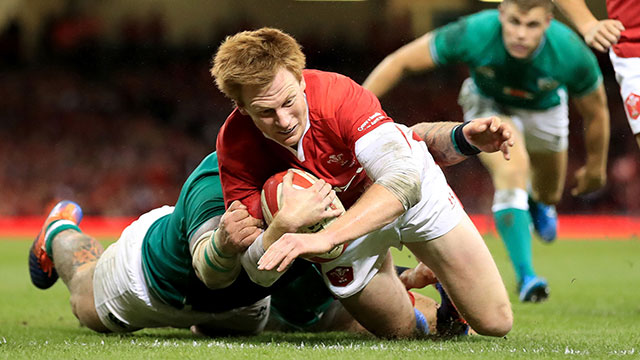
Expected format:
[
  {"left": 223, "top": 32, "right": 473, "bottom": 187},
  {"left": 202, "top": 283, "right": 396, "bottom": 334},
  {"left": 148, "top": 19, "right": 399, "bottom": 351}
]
[
  {"left": 213, "top": 27, "right": 513, "bottom": 339},
  {"left": 362, "top": 0, "right": 610, "bottom": 302},
  {"left": 29, "top": 115, "right": 513, "bottom": 336}
]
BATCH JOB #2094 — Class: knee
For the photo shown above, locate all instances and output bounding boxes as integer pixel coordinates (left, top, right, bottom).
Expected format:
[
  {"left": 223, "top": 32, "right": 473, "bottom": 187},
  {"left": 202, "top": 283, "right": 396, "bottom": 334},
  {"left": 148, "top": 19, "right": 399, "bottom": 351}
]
[
  {"left": 70, "top": 294, "right": 108, "bottom": 333},
  {"left": 536, "top": 192, "right": 561, "bottom": 206},
  {"left": 471, "top": 302, "right": 513, "bottom": 337}
]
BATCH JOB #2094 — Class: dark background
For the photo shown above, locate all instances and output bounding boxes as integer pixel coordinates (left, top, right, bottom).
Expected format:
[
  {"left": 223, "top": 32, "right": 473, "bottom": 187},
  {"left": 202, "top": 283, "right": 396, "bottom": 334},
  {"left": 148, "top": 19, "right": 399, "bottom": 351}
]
[{"left": 0, "top": 0, "right": 637, "bottom": 216}]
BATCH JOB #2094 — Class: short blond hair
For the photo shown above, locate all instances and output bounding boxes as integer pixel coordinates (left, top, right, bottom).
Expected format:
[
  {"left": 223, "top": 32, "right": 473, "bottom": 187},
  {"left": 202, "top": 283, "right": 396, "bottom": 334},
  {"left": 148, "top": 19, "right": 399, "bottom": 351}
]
[{"left": 211, "top": 27, "right": 306, "bottom": 105}]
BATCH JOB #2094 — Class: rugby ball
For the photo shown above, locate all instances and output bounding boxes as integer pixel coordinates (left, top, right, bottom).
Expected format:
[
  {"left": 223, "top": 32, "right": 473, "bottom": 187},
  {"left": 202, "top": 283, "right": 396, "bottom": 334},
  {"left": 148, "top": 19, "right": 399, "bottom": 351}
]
[{"left": 261, "top": 168, "right": 346, "bottom": 263}]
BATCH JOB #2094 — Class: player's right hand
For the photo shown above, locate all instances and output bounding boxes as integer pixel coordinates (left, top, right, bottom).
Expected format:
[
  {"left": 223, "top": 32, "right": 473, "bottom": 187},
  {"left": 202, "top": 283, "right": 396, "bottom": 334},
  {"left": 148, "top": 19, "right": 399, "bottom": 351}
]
[
  {"left": 584, "top": 19, "right": 625, "bottom": 53},
  {"left": 217, "top": 200, "right": 264, "bottom": 254},
  {"left": 274, "top": 170, "right": 343, "bottom": 232}
]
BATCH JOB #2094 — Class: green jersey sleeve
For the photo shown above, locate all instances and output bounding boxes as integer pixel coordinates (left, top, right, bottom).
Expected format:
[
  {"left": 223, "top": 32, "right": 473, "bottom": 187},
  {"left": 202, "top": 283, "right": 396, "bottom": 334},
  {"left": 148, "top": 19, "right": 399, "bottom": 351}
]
[
  {"left": 559, "top": 30, "right": 602, "bottom": 97},
  {"left": 431, "top": 10, "right": 501, "bottom": 66}
]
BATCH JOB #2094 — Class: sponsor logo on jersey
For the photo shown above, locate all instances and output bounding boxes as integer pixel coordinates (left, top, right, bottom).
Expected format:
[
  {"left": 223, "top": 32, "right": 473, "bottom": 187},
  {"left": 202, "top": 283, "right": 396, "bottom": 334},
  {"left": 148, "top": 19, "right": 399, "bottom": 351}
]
[
  {"left": 537, "top": 77, "right": 559, "bottom": 91},
  {"left": 476, "top": 66, "right": 495, "bottom": 78},
  {"left": 503, "top": 87, "right": 534, "bottom": 99},
  {"left": 625, "top": 93, "right": 640, "bottom": 120},
  {"left": 326, "top": 266, "right": 354, "bottom": 287},
  {"left": 357, "top": 112, "right": 385, "bottom": 132}
]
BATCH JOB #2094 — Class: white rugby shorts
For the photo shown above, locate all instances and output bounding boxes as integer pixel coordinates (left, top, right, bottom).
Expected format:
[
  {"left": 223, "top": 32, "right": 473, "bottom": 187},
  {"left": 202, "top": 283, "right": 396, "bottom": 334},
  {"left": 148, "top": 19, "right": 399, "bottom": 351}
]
[
  {"left": 319, "top": 139, "right": 465, "bottom": 299},
  {"left": 609, "top": 50, "right": 640, "bottom": 134},
  {"left": 93, "top": 205, "right": 270, "bottom": 333},
  {"left": 459, "top": 78, "right": 569, "bottom": 153}
]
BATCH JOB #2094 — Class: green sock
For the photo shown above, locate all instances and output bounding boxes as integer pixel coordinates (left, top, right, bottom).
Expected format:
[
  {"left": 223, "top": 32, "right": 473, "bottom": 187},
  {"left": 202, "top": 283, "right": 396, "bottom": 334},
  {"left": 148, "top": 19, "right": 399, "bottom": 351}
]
[
  {"left": 44, "top": 220, "right": 81, "bottom": 258},
  {"left": 494, "top": 208, "right": 536, "bottom": 282}
]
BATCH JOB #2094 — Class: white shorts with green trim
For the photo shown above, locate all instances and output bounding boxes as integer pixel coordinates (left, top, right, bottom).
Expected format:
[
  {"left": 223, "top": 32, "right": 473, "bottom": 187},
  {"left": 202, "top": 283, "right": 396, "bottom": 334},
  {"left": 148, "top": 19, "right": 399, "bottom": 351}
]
[
  {"left": 458, "top": 78, "right": 569, "bottom": 153},
  {"left": 93, "top": 205, "right": 269, "bottom": 334}
]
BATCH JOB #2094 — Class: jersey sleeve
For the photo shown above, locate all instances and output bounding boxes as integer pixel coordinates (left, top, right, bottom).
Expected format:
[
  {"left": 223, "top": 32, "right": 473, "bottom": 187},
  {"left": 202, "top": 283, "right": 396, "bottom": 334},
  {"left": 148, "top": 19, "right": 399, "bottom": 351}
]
[
  {"left": 182, "top": 175, "right": 227, "bottom": 240},
  {"left": 216, "top": 116, "right": 270, "bottom": 220},
  {"left": 430, "top": 10, "right": 499, "bottom": 67},
  {"left": 217, "top": 152, "right": 264, "bottom": 220},
  {"left": 331, "top": 75, "right": 394, "bottom": 149},
  {"left": 565, "top": 40, "right": 603, "bottom": 97},
  {"left": 431, "top": 15, "right": 474, "bottom": 66}
]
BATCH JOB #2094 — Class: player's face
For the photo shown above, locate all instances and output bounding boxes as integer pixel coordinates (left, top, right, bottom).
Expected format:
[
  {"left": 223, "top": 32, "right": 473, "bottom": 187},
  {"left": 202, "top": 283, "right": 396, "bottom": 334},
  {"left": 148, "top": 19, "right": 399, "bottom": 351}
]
[
  {"left": 499, "top": 3, "right": 552, "bottom": 59},
  {"left": 239, "top": 68, "right": 307, "bottom": 148}
]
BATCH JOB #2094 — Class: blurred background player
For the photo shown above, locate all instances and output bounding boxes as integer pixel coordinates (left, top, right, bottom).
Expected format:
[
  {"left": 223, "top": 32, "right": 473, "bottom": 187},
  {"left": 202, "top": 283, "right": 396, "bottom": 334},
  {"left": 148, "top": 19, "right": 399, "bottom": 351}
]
[
  {"left": 213, "top": 27, "right": 513, "bottom": 339},
  {"left": 554, "top": 0, "right": 640, "bottom": 149},
  {"left": 363, "top": 0, "right": 611, "bottom": 302}
]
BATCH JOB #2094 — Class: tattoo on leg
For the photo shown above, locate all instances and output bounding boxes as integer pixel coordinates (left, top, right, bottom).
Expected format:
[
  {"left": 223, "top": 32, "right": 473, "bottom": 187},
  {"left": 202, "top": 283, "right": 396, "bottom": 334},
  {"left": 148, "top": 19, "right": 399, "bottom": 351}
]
[
  {"left": 52, "top": 231, "right": 104, "bottom": 283},
  {"left": 72, "top": 242, "right": 103, "bottom": 270}
]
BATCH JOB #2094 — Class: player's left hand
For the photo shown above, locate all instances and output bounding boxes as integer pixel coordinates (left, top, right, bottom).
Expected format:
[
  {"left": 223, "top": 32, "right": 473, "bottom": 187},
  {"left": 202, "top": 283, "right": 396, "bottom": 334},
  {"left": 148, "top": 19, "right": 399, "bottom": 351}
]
[
  {"left": 464, "top": 116, "right": 514, "bottom": 160},
  {"left": 217, "top": 200, "right": 264, "bottom": 254},
  {"left": 399, "top": 262, "right": 438, "bottom": 290},
  {"left": 571, "top": 165, "right": 606, "bottom": 196},
  {"left": 257, "top": 232, "right": 334, "bottom": 272}
]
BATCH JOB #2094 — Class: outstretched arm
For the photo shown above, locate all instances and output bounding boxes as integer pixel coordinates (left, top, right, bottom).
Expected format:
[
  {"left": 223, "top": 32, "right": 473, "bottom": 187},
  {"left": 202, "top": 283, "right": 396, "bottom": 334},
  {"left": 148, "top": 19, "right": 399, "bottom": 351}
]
[
  {"left": 570, "top": 84, "right": 610, "bottom": 196},
  {"left": 362, "top": 32, "right": 437, "bottom": 98},
  {"left": 411, "top": 116, "right": 514, "bottom": 167},
  {"left": 553, "top": 0, "right": 625, "bottom": 52}
]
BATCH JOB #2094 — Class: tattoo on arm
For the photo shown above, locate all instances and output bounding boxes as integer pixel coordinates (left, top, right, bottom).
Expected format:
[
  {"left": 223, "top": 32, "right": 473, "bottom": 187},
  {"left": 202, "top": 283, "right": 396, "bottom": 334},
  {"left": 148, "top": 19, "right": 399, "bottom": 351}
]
[{"left": 410, "top": 122, "right": 466, "bottom": 166}]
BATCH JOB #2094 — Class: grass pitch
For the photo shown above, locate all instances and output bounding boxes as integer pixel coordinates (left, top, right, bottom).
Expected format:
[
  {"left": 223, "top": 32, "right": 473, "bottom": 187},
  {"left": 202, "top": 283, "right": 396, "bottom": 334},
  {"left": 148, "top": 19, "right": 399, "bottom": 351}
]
[{"left": 0, "top": 236, "right": 639, "bottom": 359}]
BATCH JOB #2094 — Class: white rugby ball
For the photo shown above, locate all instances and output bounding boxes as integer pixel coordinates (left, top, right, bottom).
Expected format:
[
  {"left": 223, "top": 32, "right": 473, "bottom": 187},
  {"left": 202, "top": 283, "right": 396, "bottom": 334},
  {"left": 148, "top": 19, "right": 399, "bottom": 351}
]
[{"left": 261, "top": 168, "right": 345, "bottom": 263}]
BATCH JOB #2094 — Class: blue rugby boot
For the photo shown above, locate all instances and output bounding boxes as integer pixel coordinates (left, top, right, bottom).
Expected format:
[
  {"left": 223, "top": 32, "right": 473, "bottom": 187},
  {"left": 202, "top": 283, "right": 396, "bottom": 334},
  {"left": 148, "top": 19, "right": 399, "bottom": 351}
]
[
  {"left": 435, "top": 283, "right": 469, "bottom": 337},
  {"left": 28, "top": 200, "right": 83, "bottom": 289},
  {"left": 519, "top": 275, "right": 550, "bottom": 303},
  {"left": 528, "top": 197, "right": 557, "bottom": 243}
]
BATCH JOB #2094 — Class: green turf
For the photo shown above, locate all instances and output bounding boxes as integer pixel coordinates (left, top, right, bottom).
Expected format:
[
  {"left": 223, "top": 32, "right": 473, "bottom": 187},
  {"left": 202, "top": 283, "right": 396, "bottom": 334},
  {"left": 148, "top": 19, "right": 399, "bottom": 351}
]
[{"left": 1, "top": 236, "right": 639, "bottom": 359}]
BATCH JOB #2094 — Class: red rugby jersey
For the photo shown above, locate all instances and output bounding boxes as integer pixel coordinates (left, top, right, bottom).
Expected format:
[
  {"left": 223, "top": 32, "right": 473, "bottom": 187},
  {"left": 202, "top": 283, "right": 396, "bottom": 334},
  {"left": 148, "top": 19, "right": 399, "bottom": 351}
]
[{"left": 216, "top": 69, "right": 395, "bottom": 219}]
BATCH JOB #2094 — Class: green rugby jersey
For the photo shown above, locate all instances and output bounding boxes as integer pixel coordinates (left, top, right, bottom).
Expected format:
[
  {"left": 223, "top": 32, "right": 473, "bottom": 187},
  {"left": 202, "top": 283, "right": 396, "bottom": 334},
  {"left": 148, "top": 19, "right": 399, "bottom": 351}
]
[
  {"left": 140, "top": 151, "right": 227, "bottom": 309},
  {"left": 430, "top": 10, "right": 602, "bottom": 110},
  {"left": 139, "top": 152, "right": 324, "bottom": 313}
]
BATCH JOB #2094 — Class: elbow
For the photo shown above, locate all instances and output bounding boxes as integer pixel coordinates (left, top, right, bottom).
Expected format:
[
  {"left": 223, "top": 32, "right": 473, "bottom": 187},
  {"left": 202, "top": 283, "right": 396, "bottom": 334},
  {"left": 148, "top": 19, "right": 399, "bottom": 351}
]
[{"left": 377, "top": 168, "right": 422, "bottom": 210}]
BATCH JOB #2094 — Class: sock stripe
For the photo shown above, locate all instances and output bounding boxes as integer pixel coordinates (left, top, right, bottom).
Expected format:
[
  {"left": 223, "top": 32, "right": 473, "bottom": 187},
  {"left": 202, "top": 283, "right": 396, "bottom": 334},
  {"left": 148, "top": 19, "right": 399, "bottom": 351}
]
[{"left": 44, "top": 220, "right": 81, "bottom": 257}]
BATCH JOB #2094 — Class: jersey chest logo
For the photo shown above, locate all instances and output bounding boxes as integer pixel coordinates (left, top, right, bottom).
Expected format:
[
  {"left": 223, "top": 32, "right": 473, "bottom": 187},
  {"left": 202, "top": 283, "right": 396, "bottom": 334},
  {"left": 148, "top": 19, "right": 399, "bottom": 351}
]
[{"left": 537, "top": 77, "right": 559, "bottom": 91}]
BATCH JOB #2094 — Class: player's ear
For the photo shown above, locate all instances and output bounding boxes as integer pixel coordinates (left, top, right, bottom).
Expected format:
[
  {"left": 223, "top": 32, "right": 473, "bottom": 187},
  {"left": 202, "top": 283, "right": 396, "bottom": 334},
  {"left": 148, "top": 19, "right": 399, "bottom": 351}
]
[
  {"left": 544, "top": 11, "right": 553, "bottom": 27},
  {"left": 235, "top": 100, "right": 249, "bottom": 115},
  {"left": 299, "top": 76, "right": 306, "bottom": 92}
]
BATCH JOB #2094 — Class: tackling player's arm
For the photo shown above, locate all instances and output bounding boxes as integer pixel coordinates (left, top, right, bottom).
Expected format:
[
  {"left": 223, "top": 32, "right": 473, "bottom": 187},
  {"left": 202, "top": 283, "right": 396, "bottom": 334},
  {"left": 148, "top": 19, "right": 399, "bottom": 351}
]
[
  {"left": 191, "top": 201, "right": 262, "bottom": 289},
  {"left": 362, "top": 32, "right": 437, "bottom": 98},
  {"left": 411, "top": 116, "right": 514, "bottom": 166},
  {"left": 552, "top": 0, "right": 624, "bottom": 52},
  {"left": 570, "top": 83, "right": 610, "bottom": 196}
]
